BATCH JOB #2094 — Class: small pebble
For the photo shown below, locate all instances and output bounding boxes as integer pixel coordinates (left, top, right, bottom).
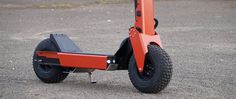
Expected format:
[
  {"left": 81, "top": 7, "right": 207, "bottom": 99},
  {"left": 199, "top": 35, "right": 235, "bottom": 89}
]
[{"left": 107, "top": 19, "right": 111, "bottom": 22}]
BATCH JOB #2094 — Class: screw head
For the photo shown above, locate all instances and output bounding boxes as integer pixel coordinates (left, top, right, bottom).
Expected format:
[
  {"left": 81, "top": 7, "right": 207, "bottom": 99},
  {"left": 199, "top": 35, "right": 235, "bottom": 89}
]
[
  {"left": 139, "top": 68, "right": 142, "bottom": 71},
  {"left": 107, "top": 60, "right": 111, "bottom": 64}
]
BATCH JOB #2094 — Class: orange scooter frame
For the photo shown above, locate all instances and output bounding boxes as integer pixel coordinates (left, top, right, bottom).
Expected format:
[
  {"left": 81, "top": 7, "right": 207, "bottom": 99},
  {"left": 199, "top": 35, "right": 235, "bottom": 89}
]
[
  {"left": 36, "top": 0, "right": 162, "bottom": 72},
  {"left": 33, "top": 0, "right": 173, "bottom": 93}
]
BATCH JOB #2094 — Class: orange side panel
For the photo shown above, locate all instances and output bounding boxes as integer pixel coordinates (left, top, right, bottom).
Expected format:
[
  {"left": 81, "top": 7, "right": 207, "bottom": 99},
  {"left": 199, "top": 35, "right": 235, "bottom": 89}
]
[
  {"left": 58, "top": 53, "right": 108, "bottom": 70},
  {"left": 37, "top": 51, "right": 59, "bottom": 59},
  {"left": 37, "top": 51, "right": 108, "bottom": 70}
]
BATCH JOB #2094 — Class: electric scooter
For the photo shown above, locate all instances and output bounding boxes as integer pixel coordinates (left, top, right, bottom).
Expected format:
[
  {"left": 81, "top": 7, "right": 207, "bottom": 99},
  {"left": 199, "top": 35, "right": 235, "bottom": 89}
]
[{"left": 33, "top": 0, "right": 173, "bottom": 93}]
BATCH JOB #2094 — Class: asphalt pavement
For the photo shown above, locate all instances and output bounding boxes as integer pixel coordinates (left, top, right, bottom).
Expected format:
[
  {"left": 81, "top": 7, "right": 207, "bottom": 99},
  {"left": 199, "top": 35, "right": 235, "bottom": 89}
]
[{"left": 0, "top": 0, "right": 235, "bottom": 99}]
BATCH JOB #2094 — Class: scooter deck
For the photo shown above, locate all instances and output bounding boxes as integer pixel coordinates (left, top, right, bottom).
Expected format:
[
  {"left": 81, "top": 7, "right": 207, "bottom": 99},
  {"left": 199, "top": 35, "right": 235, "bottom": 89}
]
[{"left": 36, "top": 34, "right": 115, "bottom": 70}]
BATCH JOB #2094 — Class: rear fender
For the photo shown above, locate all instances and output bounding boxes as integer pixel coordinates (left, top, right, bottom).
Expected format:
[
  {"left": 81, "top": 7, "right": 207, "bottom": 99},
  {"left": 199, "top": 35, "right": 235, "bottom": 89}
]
[{"left": 115, "top": 38, "right": 133, "bottom": 70}]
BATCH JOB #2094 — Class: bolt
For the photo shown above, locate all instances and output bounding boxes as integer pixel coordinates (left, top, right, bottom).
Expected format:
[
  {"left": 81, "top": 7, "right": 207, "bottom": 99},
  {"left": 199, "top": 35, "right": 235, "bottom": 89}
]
[
  {"left": 38, "top": 59, "right": 42, "bottom": 62},
  {"left": 139, "top": 68, "right": 142, "bottom": 71},
  {"left": 107, "top": 60, "right": 111, "bottom": 64}
]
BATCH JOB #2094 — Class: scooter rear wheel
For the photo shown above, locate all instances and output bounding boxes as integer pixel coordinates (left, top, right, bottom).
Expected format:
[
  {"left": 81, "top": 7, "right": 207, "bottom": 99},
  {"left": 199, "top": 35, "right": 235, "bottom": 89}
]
[
  {"left": 33, "top": 38, "right": 68, "bottom": 83},
  {"left": 128, "top": 45, "right": 173, "bottom": 93}
]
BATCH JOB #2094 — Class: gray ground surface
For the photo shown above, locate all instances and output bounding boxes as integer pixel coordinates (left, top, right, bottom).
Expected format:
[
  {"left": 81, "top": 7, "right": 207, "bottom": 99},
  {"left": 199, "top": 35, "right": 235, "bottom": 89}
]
[{"left": 0, "top": 0, "right": 235, "bottom": 99}]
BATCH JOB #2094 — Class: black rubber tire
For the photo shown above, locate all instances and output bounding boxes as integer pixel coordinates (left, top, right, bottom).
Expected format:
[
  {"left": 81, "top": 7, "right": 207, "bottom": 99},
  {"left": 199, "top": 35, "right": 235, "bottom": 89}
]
[
  {"left": 33, "top": 38, "right": 69, "bottom": 83},
  {"left": 128, "top": 45, "right": 173, "bottom": 93}
]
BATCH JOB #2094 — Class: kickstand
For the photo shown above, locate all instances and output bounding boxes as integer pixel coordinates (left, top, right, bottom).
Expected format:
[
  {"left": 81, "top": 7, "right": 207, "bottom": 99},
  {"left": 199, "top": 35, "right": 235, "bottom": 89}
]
[{"left": 88, "top": 72, "right": 96, "bottom": 84}]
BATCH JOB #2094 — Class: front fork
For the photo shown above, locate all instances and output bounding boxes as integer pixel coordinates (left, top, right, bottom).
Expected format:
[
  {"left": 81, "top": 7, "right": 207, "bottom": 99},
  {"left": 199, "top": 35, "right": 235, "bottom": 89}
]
[{"left": 129, "top": 27, "right": 163, "bottom": 73}]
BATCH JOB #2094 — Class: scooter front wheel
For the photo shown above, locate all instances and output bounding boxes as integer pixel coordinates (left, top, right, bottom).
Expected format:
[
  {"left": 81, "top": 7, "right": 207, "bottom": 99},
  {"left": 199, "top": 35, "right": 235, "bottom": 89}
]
[{"left": 128, "top": 45, "right": 173, "bottom": 93}]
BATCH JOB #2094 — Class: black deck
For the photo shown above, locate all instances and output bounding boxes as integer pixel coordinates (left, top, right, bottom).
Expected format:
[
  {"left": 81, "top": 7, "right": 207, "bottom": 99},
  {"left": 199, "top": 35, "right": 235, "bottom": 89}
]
[
  {"left": 50, "top": 34, "right": 114, "bottom": 57},
  {"left": 50, "top": 34, "right": 82, "bottom": 53}
]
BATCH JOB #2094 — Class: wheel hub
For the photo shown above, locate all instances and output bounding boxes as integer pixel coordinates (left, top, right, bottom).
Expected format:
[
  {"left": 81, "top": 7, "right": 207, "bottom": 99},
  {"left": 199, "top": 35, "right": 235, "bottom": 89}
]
[
  {"left": 138, "top": 57, "right": 155, "bottom": 80},
  {"left": 36, "top": 57, "right": 52, "bottom": 73}
]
